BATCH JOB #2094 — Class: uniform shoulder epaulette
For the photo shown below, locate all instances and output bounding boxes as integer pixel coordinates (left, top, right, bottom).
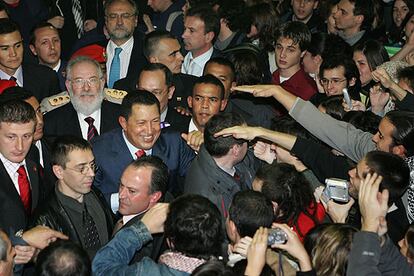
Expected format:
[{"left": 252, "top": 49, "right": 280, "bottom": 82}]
[
  {"left": 40, "top": 91, "right": 70, "bottom": 114},
  {"left": 104, "top": 88, "right": 128, "bottom": 105}
]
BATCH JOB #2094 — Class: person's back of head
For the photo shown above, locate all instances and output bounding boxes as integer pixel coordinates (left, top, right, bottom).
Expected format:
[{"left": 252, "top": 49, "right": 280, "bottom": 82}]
[
  {"left": 364, "top": 150, "right": 410, "bottom": 204},
  {"left": 191, "top": 259, "right": 236, "bottom": 276},
  {"left": 227, "top": 50, "right": 267, "bottom": 85},
  {"left": 164, "top": 194, "right": 224, "bottom": 259},
  {"left": 271, "top": 115, "right": 316, "bottom": 142},
  {"left": 217, "top": 0, "right": 250, "bottom": 34},
  {"left": 228, "top": 190, "right": 273, "bottom": 239},
  {"left": 0, "top": 229, "right": 14, "bottom": 276},
  {"left": 204, "top": 112, "right": 246, "bottom": 158},
  {"left": 143, "top": 30, "right": 176, "bottom": 59},
  {"left": 311, "top": 223, "right": 357, "bottom": 276},
  {"left": 0, "top": 86, "right": 34, "bottom": 103},
  {"left": 384, "top": 110, "right": 414, "bottom": 158},
  {"left": 397, "top": 65, "right": 414, "bottom": 92},
  {"left": 35, "top": 240, "right": 91, "bottom": 276},
  {"left": 318, "top": 95, "right": 346, "bottom": 120},
  {"left": 342, "top": 110, "right": 381, "bottom": 135}
]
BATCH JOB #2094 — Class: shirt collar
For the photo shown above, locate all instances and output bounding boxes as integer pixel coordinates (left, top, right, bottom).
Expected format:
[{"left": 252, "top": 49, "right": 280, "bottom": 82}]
[
  {"left": 121, "top": 130, "right": 152, "bottom": 158},
  {"left": 52, "top": 59, "right": 62, "bottom": 72},
  {"left": 190, "top": 47, "right": 214, "bottom": 66},
  {"left": 0, "top": 65, "right": 23, "bottom": 86},
  {"left": 108, "top": 36, "right": 134, "bottom": 53}
]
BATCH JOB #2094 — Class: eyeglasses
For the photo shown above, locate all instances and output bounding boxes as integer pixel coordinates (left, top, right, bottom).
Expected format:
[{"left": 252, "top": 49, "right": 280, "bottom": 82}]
[
  {"left": 69, "top": 77, "right": 102, "bottom": 88},
  {"left": 320, "top": 78, "right": 347, "bottom": 86},
  {"left": 106, "top": 13, "right": 136, "bottom": 20},
  {"left": 65, "top": 162, "right": 98, "bottom": 175}
]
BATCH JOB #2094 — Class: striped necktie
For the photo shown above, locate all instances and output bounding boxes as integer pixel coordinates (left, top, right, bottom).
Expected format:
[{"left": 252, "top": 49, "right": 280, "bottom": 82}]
[{"left": 72, "top": 0, "right": 84, "bottom": 38}]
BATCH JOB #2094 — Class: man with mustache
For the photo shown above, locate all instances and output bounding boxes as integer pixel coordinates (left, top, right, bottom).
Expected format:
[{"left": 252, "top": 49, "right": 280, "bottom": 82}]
[
  {"left": 104, "top": 0, "right": 147, "bottom": 88},
  {"left": 43, "top": 56, "right": 120, "bottom": 141}
]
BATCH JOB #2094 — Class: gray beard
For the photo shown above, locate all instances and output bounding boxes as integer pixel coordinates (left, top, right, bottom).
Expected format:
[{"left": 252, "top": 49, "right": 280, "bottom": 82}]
[{"left": 70, "top": 90, "right": 104, "bottom": 116}]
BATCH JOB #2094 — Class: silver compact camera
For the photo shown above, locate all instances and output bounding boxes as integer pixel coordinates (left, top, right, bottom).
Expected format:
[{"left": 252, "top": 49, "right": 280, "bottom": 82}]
[
  {"left": 321, "top": 178, "right": 350, "bottom": 203},
  {"left": 267, "top": 228, "right": 287, "bottom": 245}
]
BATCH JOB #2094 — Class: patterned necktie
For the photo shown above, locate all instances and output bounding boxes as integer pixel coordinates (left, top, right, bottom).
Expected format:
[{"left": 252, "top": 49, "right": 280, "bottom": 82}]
[
  {"left": 17, "top": 166, "right": 31, "bottom": 214},
  {"left": 72, "top": 0, "right": 84, "bottom": 38},
  {"left": 135, "top": 149, "right": 146, "bottom": 159},
  {"left": 84, "top": 117, "right": 99, "bottom": 141},
  {"left": 82, "top": 204, "right": 101, "bottom": 249},
  {"left": 108, "top": 47, "right": 122, "bottom": 88}
]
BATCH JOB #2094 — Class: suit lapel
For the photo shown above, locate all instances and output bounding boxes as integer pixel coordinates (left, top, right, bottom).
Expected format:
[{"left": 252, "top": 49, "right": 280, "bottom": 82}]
[
  {"left": 67, "top": 104, "right": 83, "bottom": 138},
  {"left": 26, "top": 160, "right": 41, "bottom": 212},
  {"left": 113, "top": 129, "right": 134, "bottom": 165},
  {"left": 0, "top": 161, "right": 25, "bottom": 211}
]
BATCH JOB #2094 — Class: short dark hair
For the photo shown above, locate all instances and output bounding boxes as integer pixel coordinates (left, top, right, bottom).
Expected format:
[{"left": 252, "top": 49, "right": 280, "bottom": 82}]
[
  {"left": 186, "top": 6, "right": 220, "bottom": 42},
  {"left": 0, "top": 18, "right": 20, "bottom": 36},
  {"left": 364, "top": 151, "right": 410, "bottom": 204},
  {"left": 29, "top": 21, "right": 58, "bottom": 46},
  {"left": 397, "top": 66, "right": 414, "bottom": 91},
  {"left": 384, "top": 110, "right": 414, "bottom": 157},
  {"left": 307, "top": 33, "right": 352, "bottom": 61},
  {"left": 217, "top": 0, "right": 249, "bottom": 33},
  {"left": 204, "top": 113, "right": 246, "bottom": 157},
  {"left": 51, "top": 136, "right": 92, "bottom": 168},
  {"left": 140, "top": 63, "right": 173, "bottom": 87},
  {"left": 0, "top": 100, "right": 36, "bottom": 125},
  {"left": 192, "top": 259, "right": 236, "bottom": 276},
  {"left": 319, "top": 95, "right": 346, "bottom": 120},
  {"left": 127, "top": 156, "right": 168, "bottom": 195},
  {"left": 193, "top": 74, "right": 225, "bottom": 100},
  {"left": 406, "top": 224, "right": 414, "bottom": 261},
  {"left": 0, "top": 86, "right": 34, "bottom": 102},
  {"left": 271, "top": 115, "right": 315, "bottom": 141},
  {"left": 204, "top": 57, "right": 236, "bottom": 82},
  {"left": 354, "top": 40, "right": 389, "bottom": 72},
  {"left": 228, "top": 190, "right": 273, "bottom": 237},
  {"left": 35, "top": 240, "right": 91, "bottom": 276},
  {"left": 104, "top": 0, "right": 137, "bottom": 16},
  {"left": 275, "top": 21, "right": 311, "bottom": 52},
  {"left": 350, "top": 0, "right": 374, "bottom": 30},
  {"left": 143, "top": 30, "right": 177, "bottom": 59},
  {"left": 164, "top": 194, "right": 224, "bottom": 259},
  {"left": 255, "top": 163, "right": 317, "bottom": 237},
  {"left": 120, "top": 90, "right": 160, "bottom": 120},
  {"left": 342, "top": 111, "right": 381, "bottom": 135}
]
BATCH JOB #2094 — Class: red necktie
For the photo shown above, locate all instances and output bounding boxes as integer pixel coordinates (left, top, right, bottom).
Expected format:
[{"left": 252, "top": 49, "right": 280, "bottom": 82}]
[
  {"left": 135, "top": 149, "right": 146, "bottom": 159},
  {"left": 85, "top": 117, "right": 99, "bottom": 141},
  {"left": 17, "top": 165, "right": 31, "bottom": 214}
]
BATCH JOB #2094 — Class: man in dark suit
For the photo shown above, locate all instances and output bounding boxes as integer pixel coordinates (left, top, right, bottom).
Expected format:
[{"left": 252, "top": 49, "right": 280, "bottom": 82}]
[
  {"left": 29, "top": 22, "right": 67, "bottom": 91},
  {"left": 0, "top": 19, "right": 61, "bottom": 102},
  {"left": 137, "top": 63, "right": 190, "bottom": 133},
  {"left": 114, "top": 30, "right": 196, "bottom": 109},
  {"left": 92, "top": 90, "right": 195, "bottom": 212},
  {"left": 0, "top": 100, "right": 44, "bottom": 265},
  {"left": 104, "top": 0, "right": 147, "bottom": 88},
  {"left": 44, "top": 56, "right": 121, "bottom": 141}
]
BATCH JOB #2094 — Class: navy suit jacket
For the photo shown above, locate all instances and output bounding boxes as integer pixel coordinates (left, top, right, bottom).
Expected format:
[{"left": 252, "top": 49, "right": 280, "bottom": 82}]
[
  {"left": 0, "top": 159, "right": 43, "bottom": 235},
  {"left": 92, "top": 128, "right": 195, "bottom": 203}
]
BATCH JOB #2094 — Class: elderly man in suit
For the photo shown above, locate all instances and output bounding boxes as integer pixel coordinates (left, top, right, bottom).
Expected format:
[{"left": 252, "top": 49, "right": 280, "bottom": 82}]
[
  {"left": 92, "top": 90, "right": 195, "bottom": 212},
  {"left": 43, "top": 56, "right": 120, "bottom": 141}
]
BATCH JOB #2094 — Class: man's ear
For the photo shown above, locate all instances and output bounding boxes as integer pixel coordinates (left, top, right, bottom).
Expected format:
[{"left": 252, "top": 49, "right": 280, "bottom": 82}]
[
  {"left": 149, "top": 56, "right": 158, "bottom": 64},
  {"left": 355, "top": 14, "right": 364, "bottom": 26},
  {"left": 150, "top": 191, "right": 162, "bottom": 203},
  {"left": 220, "top": 99, "right": 228, "bottom": 111},
  {"left": 300, "top": 50, "right": 306, "bottom": 58},
  {"left": 119, "top": 116, "right": 127, "bottom": 130},
  {"left": 29, "top": 44, "right": 37, "bottom": 56},
  {"left": 187, "top": 96, "right": 193, "bottom": 108},
  {"left": 392, "top": 144, "right": 407, "bottom": 158},
  {"left": 205, "top": 31, "right": 215, "bottom": 44},
  {"left": 52, "top": 165, "right": 64, "bottom": 180},
  {"left": 271, "top": 201, "right": 278, "bottom": 215},
  {"left": 168, "top": 85, "right": 175, "bottom": 100}
]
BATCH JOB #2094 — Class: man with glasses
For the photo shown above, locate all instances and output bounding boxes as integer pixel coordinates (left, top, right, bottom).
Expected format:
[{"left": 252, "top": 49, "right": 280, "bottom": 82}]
[
  {"left": 43, "top": 56, "right": 121, "bottom": 141},
  {"left": 31, "top": 135, "right": 114, "bottom": 259},
  {"left": 104, "top": 0, "right": 147, "bottom": 88},
  {"left": 310, "top": 54, "right": 361, "bottom": 106}
]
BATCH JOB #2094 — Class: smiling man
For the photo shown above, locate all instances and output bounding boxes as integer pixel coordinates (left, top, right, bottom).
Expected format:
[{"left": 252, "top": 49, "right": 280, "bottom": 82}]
[
  {"left": 43, "top": 56, "right": 120, "bottom": 141},
  {"left": 31, "top": 136, "right": 115, "bottom": 259},
  {"left": 92, "top": 90, "right": 195, "bottom": 210}
]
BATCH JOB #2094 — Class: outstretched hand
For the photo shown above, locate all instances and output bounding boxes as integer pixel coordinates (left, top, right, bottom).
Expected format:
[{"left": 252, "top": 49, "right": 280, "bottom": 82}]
[{"left": 231, "top": 85, "right": 280, "bottom": 98}]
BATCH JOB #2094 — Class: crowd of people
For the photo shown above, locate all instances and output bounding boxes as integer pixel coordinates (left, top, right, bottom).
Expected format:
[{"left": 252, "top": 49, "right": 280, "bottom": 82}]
[{"left": 0, "top": 0, "right": 414, "bottom": 275}]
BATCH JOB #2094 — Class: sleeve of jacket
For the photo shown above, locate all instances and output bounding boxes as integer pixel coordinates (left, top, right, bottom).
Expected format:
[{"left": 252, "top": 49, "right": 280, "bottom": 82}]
[
  {"left": 92, "top": 221, "right": 154, "bottom": 276},
  {"left": 395, "top": 92, "right": 414, "bottom": 112},
  {"left": 289, "top": 98, "right": 375, "bottom": 162},
  {"left": 291, "top": 137, "right": 352, "bottom": 182},
  {"left": 178, "top": 137, "right": 196, "bottom": 177}
]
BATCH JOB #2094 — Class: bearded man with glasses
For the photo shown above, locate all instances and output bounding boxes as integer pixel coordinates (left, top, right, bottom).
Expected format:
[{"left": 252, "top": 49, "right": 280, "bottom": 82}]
[
  {"left": 31, "top": 135, "right": 115, "bottom": 259},
  {"left": 43, "top": 56, "right": 121, "bottom": 141}
]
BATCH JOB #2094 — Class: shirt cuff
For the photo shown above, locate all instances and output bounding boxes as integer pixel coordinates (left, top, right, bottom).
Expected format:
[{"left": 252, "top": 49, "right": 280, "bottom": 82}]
[{"left": 111, "top": 193, "right": 119, "bottom": 213}]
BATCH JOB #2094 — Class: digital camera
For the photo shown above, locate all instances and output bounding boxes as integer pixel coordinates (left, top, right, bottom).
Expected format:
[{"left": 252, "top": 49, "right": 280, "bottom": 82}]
[
  {"left": 321, "top": 178, "right": 350, "bottom": 203},
  {"left": 267, "top": 228, "right": 288, "bottom": 245}
]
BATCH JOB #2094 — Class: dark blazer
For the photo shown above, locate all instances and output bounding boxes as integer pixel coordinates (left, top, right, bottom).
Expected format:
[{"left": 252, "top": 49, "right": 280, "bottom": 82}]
[
  {"left": 0, "top": 159, "right": 43, "bottom": 235},
  {"left": 43, "top": 101, "right": 121, "bottom": 139},
  {"left": 57, "top": 60, "right": 68, "bottom": 92},
  {"left": 92, "top": 128, "right": 196, "bottom": 203},
  {"left": 22, "top": 63, "right": 61, "bottom": 102},
  {"left": 27, "top": 139, "right": 56, "bottom": 196},
  {"left": 165, "top": 108, "right": 191, "bottom": 134}
]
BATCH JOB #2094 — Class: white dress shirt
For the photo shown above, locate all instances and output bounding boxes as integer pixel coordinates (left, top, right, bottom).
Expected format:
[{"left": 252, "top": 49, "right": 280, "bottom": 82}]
[
  {"left": 106, "top": 37, "right": 134, "bottom": 81},
  {"left": 0, "top": 153, "right": 29, "bottom": 195},
  {"left": 0, "top": 66, "right": 23, "bottom": 86},
  {"left": 181, "top": 47, "right": 214, "bottom": 77}
]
